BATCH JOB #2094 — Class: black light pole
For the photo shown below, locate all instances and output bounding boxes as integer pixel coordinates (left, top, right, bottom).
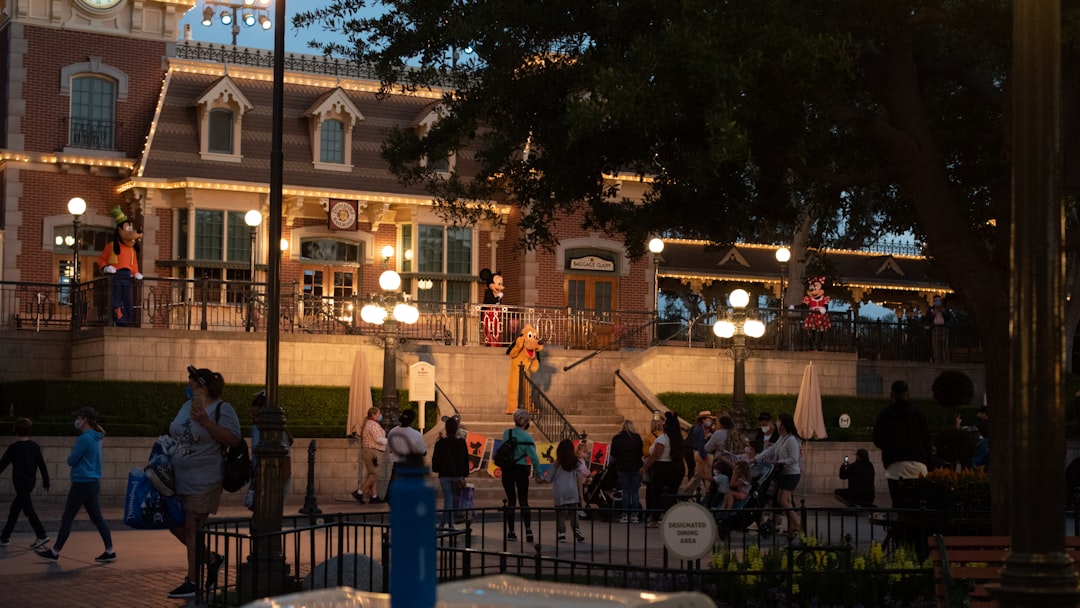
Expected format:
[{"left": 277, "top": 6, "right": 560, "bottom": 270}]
[
  {"left": 360, "top": 252, "right": 420, "bottom": 431},
  {"left": 648, "top": 237, "right": 664, "bottom": 344},
  {"left": 67, "top": 197, "right": 86, "bottom": 330},
  {"left": 775, "top": 246, "right": 790, "bottom": 350},
  {"left": 714, "top": 289, "right": 765, "bottom": 441},
  {"left": 244, "top": 209, "right": 261, "bottom": 332},
  {"left": 245, "top": 0, "right": 288, "bottom": 600}
]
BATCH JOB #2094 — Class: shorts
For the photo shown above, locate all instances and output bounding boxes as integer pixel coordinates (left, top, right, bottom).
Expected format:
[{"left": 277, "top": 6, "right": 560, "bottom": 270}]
[
  {"left": 361, "top": 447, "right": 383, "bottom": 477},
  {"left": 778, "top": 473, "right": 801, "bottom": 492},
  {"left": 181, "top": 485, "right": 223, "bottom": 515}
]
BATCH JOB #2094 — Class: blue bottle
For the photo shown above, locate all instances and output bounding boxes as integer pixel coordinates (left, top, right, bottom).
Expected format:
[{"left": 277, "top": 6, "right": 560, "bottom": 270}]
[{"left": 389, "top": 454, "right": 436, "bottom": 608}]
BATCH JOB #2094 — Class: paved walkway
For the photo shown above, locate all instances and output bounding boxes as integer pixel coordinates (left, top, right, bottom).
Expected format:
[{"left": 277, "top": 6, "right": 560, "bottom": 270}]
[{"left": 0, "top": 493, "right": 853, "bottom": 608}]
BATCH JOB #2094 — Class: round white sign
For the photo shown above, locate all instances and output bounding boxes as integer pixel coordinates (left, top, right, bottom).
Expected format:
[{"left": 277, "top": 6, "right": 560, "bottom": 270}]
[{"left": 659, "top": 501, "right": 718, "bottom": 561}]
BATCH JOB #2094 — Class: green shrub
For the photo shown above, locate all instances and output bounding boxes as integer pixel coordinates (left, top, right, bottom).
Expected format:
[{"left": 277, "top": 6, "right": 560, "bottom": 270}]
[{"left": 0, "top": 380, "right": 433, "bottom": 437}]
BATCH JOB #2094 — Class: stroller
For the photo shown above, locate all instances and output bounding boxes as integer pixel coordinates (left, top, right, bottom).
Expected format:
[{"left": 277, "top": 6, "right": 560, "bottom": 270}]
[
  {"left": 716, "top": 461, "right": 779, "bottom": 538},
  {"left": 582, "top": 463, "right": 623, "bottom": 520}
]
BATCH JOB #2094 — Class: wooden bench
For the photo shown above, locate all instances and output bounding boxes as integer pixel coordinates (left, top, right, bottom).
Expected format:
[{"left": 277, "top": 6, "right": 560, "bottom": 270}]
[{"left": 930, "top": 535, "right": 1080, "bottom": 608}]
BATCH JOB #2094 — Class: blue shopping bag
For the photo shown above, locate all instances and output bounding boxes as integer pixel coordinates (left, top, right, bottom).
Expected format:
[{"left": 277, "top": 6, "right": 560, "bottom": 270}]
[{"left": 123, "top": 469, "right": 185, "bottom": 529}]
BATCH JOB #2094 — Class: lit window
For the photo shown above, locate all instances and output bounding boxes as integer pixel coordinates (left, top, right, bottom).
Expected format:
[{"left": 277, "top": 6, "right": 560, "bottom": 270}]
[{"left": 415, "top": 224, "right": 472, "bottom": 303}]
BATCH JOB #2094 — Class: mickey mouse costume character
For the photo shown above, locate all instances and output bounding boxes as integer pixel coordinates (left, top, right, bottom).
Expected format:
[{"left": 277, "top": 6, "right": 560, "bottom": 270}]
[
  {"left": 479, "top": 268, "right": 504, "bottom": 346},
  {"left": 802, "top": 276, "right": 830, "bottom": 351},
  {"left": 96, "top": 206, "right": 143, "bottom": 326}
]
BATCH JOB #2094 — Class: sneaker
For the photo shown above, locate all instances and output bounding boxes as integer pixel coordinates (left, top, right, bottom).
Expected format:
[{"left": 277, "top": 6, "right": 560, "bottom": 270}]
[
  {"left": 505, "top": 531, "right": 517, "bottom": 541},
  {"left": 368, "top": 497, "right": 385, "bottom": 504},
  {"left": 36, "top": 548, "right": 59, "bottom": 562},
  {"left": 351, "top": 490, "right": 366, "bottom": 504},
  {"left": 630, "top": 515, "right": 640, "bottom": 524},
  {"left": 167, "top": 578, "right": 197, "bottom": 599},
  {"left": 0, "top": 538, "right": 9, "bottom": 547},
  {"left": 30, "top": 537, "right": 50, "bottom": 549},
  {"left": 557, "top": 532, "right": 567, "bottom": 542},
  {"left": 94, "top": 551, "right": 116, "bottom": 563},
  {"left": 206, "top": 552, "right": 223, "bottom": 589},
  {"left": 646, "top": 520, "right": 660, "bottom": 529},
  {"left": 525, "top": 530, "right": 534, "bottom": 544},
  {"left": 574, "top": 529, "right": 586, "bottom": 543},
  {"left": 618, "top": 515, "right": 629, "bottom": 524}
]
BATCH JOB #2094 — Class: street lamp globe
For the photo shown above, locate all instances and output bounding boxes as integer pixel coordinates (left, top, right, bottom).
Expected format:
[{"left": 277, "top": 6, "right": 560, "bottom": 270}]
[
  {"left": 379, "top": 269, "right": 402, "bottom": 292},
  {"left": 775, "top": 247, "right": 791, "bottom": 263},
  {"left": 245, "top": 209, "right": 262, "bottom": 228},
  {"left": 648, "top": 238, "right": 665, "bottom": 254},
  {"left": 67, "top": 197, "right": 87, "bottom": 216},
  {"left": 744, "top": 319, "right": 766, "bottom": 338},
  {"left": 713, "top": 319, "right": 736, "bottom": 338},
  {"left": 729, "top": 288, "right": 750, "bottom": 308},
  {"left": 393, "top": 301, "right": 420, "bottom": 324},
  {"left": 360, "top": 303, "right": 388, "bottom": 325},
  {"left": 382, "top": 245, "right": 395, "bottom": 261}
]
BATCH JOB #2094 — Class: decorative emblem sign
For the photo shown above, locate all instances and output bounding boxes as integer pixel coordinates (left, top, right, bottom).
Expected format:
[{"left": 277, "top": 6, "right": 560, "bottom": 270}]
[{"left": 328, "top": 200, "right": 358, "bottom": 231}]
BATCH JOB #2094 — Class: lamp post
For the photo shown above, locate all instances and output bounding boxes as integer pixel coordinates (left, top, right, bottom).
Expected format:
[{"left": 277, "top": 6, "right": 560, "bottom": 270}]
[
  {"left": 648, "top": 238, "right": 664, "bottom": 343},
  {"left": 713, "top": 288, "right": 765, "bottom": 438},
  {"left": 775, "top": 246, "right": 791, "bottom": 350},
  {"left": 200, "top": 0, "right": 273, "bottom": 46},
  {"left": 244, "top": 209, "right": 261, "bottom": 332},
  {"left": 66, "top": 197, "right": 87, "bottom": 329},
  {"left": 361, "top": 250, "right": 420, "bottom": 430}
]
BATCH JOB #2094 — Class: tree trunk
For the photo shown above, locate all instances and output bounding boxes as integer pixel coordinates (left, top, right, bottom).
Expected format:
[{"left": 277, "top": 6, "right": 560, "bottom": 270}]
[{"left": 880, "top": 36, "right": 1013, "bottom": 532}]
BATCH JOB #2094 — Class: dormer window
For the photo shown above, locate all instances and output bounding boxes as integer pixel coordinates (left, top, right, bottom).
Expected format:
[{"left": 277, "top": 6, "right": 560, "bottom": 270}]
[
  {"left": 194, "top": 75, "right": 253, "bottom": 163},
  {"left": 320, "top": 119, "right": 345, "bottom": 164},
  {"left": 415, "top": 104, "right": 454, "bottom": 175},
  {"left": 305, "top": 88, "right": 363, "bottom": 172}
]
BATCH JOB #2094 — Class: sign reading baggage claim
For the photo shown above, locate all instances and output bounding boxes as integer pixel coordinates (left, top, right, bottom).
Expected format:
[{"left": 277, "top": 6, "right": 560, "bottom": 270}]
[{"left": 660, "top": 502, "right": 718, "bottom": 561}]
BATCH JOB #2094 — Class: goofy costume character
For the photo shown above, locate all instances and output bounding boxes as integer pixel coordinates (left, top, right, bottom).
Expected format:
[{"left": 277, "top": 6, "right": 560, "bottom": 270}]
[{"left": 96, "top": 206, "right": 142, "bottom": 326}]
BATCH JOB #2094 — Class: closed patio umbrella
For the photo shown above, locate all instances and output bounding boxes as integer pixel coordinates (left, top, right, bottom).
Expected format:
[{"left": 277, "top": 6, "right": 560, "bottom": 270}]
[
  {"left": 794, "top": 361, "right": 827, "bottom": 440},
  {"left": 347, "top": 349, "right": 373, "bottom": 437}
]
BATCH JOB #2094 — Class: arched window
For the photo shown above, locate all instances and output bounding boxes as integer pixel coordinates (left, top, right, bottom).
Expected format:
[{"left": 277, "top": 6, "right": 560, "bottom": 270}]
[
  {"left": 320, "top": 119, "right": 345, "bottom": 164},
  {"left": 70, "top": 76, "right": 116, "bottom": 149}
]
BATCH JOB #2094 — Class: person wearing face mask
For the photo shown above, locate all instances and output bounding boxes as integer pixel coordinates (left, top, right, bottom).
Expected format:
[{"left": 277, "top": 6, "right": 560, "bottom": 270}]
[
  {"left": 165, "top": 366, "right": 242, "bottom": 599},
  {"left": 755, "top": 412, "right": 780, "bottom": 449},
  {"left": 35, "top": 407, "right": 115, "bottom": 564},
  {"left": 353, "top": 407, "right": 388, "bottom": 504},
  {"left": 684, "top": 411, "right": 714, "bottom": 496}
]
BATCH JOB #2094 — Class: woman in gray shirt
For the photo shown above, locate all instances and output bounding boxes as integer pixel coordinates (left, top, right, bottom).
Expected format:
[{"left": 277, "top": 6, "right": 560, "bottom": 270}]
[{"left": 755, "top": 412, "right": 802, "bottom": 539}]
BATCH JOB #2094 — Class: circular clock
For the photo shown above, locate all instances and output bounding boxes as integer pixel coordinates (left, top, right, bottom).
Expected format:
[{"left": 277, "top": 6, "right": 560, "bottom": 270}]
[
  {"left": 330, "top": 200, "right": 357, "bottom": 230},
  {"left": 76, "top": 0, "right": 123, "bottom": 9}
]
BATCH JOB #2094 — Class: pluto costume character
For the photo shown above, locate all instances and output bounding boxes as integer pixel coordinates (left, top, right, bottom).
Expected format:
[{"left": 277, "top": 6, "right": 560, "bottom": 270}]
[
  {"left": 96, "top": 206, "right": 143, "bottom": 326},
  {"left": 506, "top": 324, "right": 543, "bottom": 414}
]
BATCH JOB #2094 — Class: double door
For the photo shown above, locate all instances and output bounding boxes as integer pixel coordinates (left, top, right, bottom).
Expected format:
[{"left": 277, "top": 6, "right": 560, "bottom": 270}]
[
  {"left": 301, "top": 266, "right": 359, "bottom": 325},
  {"left": 566, "top": 275, "right": 617, "bottom": 349}
]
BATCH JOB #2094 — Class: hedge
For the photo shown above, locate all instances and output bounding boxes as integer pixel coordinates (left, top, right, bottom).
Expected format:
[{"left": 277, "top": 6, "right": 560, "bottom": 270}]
[{"left": 0, "top": 380, "right": 437, "bottom": 437}]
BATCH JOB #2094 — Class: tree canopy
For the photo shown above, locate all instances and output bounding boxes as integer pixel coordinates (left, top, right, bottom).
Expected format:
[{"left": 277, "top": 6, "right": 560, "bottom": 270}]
[{"left": 296, "top": 0, "right": 1080, "bottom": 531}]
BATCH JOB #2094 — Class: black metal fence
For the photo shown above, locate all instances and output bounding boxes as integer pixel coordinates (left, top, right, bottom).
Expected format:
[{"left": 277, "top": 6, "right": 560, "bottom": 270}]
[
  {"left": 193, "top": 502, "right": 1037, "bottom": 607},
  {"left": 0, "top": 277, "right": 981, "bottom": 361}
]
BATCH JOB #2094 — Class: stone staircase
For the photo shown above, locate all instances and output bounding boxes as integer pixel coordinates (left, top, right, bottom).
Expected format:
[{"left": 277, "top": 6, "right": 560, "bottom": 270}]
[{"left": 424, "top": 347, "right": 630, "bottom": 502}]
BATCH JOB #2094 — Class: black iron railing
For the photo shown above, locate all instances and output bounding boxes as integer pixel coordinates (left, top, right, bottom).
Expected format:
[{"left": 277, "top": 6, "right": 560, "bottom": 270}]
[
  {"left": 517, "top": 366, "right": 581, "bottom": 443},
  {"left": 0, "top": 278, "right": 982, "bottom": 361}
]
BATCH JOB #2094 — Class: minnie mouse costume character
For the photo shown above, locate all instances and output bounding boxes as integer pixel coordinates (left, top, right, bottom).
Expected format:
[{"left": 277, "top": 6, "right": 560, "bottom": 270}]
[
  {"left": 96, "top": 206, "right": 142, "bottom": 326},
  {"left": 802, "top": 276, "right": 830, "bottom": 351},
  {"left": 479, "top": 268, "right": 504, "bottom": 346}
]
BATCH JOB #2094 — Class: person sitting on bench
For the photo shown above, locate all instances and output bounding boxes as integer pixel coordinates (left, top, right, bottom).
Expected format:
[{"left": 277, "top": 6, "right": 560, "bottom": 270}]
[{"left": 835, "top": 449, "right": 876, "bottom": 507}]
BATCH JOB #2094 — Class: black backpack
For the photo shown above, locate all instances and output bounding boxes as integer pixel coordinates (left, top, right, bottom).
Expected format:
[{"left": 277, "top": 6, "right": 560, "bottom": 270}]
[
  {"left": 215, "top": 403, "right": 251, "bottom": 493},
  {"left": 493, "top": 432, "right": 533, "bottom": 469}
]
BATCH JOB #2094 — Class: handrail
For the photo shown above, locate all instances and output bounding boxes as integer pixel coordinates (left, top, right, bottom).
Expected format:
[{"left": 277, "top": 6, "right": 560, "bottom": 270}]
[
  {"left": 518, "top": 365, "right": 582, "bottom": 443},
  {"left": 614, "top": 369, "right": 659, "bottom": 418},
  {"left": 563, "top": 316, "right": 657, "bottom": 372},
  {"left": 434, "top": 383, "right": 459, "bottom": 417}
]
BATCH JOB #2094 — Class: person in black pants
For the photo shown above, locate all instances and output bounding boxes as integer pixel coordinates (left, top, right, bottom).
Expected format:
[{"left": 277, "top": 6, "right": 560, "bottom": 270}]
[
  {"left": 873, "top": 380, "right": 931, "bottom": 506},
  {"left": 501, "top": 409, "right": 541, "bottom": 542},
  {"left": 0, "top": 418, "right": 50, "bottom": 547},
  {"left": 640, "top": 412, "right": 685, "bottom": 527}
]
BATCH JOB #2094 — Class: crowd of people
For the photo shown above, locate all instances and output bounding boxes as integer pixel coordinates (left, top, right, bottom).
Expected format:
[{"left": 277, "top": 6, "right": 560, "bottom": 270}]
[{"left": 4, "top": 371, "right": 994, "bottom": 596}]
